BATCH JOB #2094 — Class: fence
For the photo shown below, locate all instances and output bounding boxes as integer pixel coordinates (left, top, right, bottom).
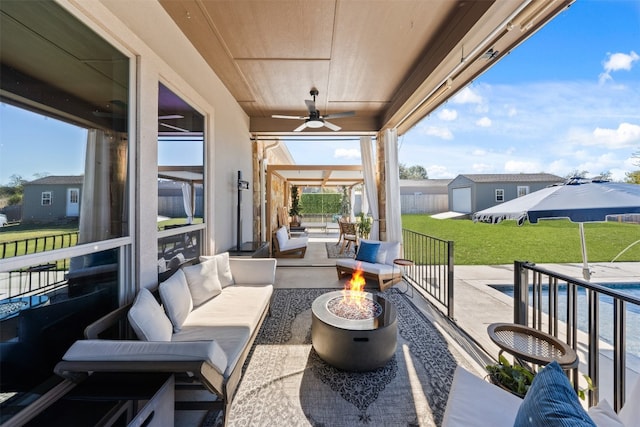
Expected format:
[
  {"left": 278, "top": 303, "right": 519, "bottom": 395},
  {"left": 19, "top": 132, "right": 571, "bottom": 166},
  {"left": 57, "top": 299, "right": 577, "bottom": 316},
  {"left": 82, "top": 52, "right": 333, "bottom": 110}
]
[
  {"left": 0, "top": 232, "right": 79, "bottom": 259},
  {"left": 514, "top": 260, "right": 640, "bottom": 410},
  {"left": 401, "top": 228, "right": 454, "bottom": 319},
  {"left": 400, "top": 194, "right": 448, "bottom": 214}
]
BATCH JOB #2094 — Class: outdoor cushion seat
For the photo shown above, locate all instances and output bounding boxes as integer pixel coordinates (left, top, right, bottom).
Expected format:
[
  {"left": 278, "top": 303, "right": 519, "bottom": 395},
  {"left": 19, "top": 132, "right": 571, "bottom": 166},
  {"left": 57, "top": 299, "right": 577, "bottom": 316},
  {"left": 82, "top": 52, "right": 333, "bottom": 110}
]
[
  {"left": 336, "top": 239, "right": 402, "bottom": 291},
  {"left": 272, "top": 225, "right": 308, "bottom": 258}
]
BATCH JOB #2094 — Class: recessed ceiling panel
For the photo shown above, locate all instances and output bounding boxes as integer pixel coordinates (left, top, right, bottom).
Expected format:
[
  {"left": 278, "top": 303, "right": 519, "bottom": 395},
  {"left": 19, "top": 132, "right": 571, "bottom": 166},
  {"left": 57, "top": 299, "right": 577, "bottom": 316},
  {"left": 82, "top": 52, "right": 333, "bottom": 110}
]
[{"left": 200, "top": 0, "right": 335, "bottom": 59}]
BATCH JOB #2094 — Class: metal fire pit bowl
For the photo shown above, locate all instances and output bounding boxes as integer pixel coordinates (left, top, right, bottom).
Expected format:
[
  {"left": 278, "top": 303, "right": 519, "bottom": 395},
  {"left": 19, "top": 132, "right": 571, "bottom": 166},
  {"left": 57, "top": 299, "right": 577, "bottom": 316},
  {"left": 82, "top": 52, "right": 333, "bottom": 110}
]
[{"left": 311, "top": 290, "right": 397, "bottom": 371}]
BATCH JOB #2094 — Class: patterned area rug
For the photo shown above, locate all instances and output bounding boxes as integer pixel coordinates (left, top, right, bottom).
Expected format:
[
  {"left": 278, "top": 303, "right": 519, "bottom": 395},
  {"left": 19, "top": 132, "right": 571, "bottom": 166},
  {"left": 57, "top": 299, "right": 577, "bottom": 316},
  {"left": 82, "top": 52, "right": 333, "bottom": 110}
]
[
  {"left": 207, "top": 288, "right": 474, "bottom": 427},
  {"left": 325, "top": 241, "right": 356, "bottom": 258}
]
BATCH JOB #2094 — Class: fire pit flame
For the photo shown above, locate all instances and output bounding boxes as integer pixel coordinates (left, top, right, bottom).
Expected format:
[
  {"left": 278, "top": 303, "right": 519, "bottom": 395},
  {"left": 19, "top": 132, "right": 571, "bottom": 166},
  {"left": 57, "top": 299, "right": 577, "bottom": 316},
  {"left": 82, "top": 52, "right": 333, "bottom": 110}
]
[
  {"left": 327, "top": 264, "right": 382, "bottom": 320},
  {"left": 342, "top": 263, "right": 366, "bottom": 304}
]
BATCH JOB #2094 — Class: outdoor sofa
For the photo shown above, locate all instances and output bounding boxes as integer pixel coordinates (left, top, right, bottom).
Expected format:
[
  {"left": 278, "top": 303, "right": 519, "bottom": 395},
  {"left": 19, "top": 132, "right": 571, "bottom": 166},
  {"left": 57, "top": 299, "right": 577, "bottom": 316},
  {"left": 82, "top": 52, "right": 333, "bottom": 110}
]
[
  {"left": 55, "top": 253, "right": 276, "bottom": 426},
  {"left": 443, "top": 363, "right": 639, "bottom": 427},
  {"left": 335, "top": 239, "right": 402, "bottom": 290}
]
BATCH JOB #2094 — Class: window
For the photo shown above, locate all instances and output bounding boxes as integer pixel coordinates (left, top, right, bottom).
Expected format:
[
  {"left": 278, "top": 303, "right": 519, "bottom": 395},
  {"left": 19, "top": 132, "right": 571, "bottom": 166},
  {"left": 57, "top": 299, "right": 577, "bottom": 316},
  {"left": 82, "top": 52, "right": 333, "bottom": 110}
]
[
  {"left": 495, "top": 189, "right": 504, "bottom": 202},
  {"left": 517, "top": 186, "right": 530, "bottom": 197},
  {"left": 41, "top": 192, "right": 52, "bottom": 206},
  {"left": 157, "top": 84, "right": 205, "bottom": 275},
  {"left": 0, "top": 1, "right": 130, "bottom": 415}
]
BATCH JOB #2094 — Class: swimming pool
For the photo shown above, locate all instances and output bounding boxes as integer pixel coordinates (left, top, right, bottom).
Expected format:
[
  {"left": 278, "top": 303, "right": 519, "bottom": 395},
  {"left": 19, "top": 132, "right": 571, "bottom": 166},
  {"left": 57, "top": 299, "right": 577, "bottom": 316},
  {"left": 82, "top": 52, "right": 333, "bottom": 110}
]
[{"left": 490, "top": 283, "right": 640, "bottom": 357}]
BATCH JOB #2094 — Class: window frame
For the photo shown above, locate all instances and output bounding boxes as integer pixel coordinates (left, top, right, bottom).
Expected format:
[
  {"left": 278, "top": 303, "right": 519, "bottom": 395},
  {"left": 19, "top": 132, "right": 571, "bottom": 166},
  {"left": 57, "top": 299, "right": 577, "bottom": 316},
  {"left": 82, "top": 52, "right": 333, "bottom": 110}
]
[
  {"left": 41, "top": 191, "right": 52, "bottom": 206},
  {"left": 495, "top": 189, "right": 504, "bottom": 202}
]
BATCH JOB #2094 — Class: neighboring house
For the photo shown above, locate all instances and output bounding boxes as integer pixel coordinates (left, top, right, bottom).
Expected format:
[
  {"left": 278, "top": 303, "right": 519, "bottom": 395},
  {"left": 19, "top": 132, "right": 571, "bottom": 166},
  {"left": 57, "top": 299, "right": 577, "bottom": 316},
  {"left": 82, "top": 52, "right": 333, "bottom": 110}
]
[
  {"left": 448, "top": 173, "right": 564, "bottom": 214},
  {"left": 158, "top": 180, "right": 204, "bottom": 218},
  {"left": 400, "top": 179, "right": 451, "bottom": 214},
  {"left": 22, "top": 176, "right": 83, "bottom": 223}
]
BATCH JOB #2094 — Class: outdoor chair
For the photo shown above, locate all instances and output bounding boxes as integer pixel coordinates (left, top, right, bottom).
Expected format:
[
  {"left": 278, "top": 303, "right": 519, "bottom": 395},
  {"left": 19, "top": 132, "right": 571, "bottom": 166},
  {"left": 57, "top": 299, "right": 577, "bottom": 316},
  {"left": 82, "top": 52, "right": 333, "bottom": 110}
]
[{"left": 337, "top": 221, "right": 358, "bottom": 254}]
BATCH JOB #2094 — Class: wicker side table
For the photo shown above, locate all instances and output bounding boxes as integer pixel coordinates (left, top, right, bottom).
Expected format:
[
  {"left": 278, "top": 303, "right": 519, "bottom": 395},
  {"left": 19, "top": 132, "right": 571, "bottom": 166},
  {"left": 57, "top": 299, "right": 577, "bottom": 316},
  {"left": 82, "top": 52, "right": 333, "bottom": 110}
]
[{"left": 487, "top": 322, "right": 578, "bottom": 369}]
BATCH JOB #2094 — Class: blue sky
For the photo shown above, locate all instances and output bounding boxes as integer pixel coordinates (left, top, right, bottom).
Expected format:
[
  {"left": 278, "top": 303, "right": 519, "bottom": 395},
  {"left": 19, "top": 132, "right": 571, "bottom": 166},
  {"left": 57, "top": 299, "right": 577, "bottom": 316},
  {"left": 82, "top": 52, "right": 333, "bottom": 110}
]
[
  {"left": 286, "top": 0, "right": 640, "bottom": 181},
  {"left": 1, "top": 0, "right": 639, "bottom": 185}
]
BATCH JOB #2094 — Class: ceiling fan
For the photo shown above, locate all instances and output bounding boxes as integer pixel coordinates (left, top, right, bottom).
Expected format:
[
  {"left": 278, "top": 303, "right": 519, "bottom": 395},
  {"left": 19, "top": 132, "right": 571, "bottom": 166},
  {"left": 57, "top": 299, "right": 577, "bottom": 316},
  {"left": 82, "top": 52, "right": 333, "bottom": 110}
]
[
  {"left": 94, "top": 103, "right": 188, "bottom": 132},
  {"left": 272, "top": 89, "right": 355, "bottom": 132}
]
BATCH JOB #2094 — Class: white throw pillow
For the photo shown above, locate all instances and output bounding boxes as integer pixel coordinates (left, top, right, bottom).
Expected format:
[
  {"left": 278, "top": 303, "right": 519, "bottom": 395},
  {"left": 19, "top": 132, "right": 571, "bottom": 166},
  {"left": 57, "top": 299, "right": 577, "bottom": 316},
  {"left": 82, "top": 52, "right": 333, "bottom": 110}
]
[
  {"left": 127, "top": 288, "right": 173, "bottom": 341},
  {"left": 182, "top": 258, "right": 222, "bottom": 306},
  {"left": 157, "top": 258, "right": 167, "bottom": 274},
  {"left": 200, "top": 252, "right": 234, "bottom": 288},
  {"left": 159, "top": 269, "right": 193, "bottom": 332},
  {"left": 276, "top": 226, "right": 289, "bottom": 247},
  {"left": 588, "top": 399, "right": 625, "bottom": 427}
]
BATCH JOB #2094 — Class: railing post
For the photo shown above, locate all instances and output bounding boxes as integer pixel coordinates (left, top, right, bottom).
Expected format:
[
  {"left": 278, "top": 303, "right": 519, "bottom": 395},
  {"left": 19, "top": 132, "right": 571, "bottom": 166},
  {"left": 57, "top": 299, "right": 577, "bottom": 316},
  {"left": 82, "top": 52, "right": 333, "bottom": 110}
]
[
  {"left": 447, "top": 240, "right": 454, "bottom": 319},
  {"left": 514, "top": 261, "right": 528, "bottom": 325}
]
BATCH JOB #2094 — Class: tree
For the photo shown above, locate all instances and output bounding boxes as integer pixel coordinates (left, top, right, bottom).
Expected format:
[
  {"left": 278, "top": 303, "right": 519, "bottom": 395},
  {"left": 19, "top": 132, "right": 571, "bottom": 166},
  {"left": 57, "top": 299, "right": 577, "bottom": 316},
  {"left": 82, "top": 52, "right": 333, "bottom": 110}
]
[
  {"left": 564, "top": 170, "right": 589, "bottom": 180},
  {"left": 399, "top": 163, "right": 428, "bottom": 180},
  {"left": 625, "top": 171, "right": 640, "bottom": 184}
]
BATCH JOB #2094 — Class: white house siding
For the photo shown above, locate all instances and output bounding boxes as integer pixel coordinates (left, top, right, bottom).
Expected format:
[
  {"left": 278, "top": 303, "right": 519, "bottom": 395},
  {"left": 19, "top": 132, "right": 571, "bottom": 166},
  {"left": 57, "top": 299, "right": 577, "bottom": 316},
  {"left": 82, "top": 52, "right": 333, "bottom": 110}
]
[{"left": 64, "top": 1, "right": 253, "bottom": 287}]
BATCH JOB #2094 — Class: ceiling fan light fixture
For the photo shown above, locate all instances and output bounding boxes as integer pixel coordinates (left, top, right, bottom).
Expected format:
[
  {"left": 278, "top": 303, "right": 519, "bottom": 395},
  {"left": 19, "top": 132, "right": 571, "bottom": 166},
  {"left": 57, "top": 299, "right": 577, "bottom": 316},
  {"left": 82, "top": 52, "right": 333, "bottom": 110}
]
[{"left": 306, "top": 120, "right": 324, "bottom": 128}]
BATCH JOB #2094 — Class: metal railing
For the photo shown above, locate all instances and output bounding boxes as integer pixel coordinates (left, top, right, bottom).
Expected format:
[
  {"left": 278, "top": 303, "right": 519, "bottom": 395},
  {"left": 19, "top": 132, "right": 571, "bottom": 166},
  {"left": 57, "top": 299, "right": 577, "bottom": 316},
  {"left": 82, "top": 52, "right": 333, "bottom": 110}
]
[
  {"left": 401, "top": 228, "right": 454, "bottom": 319},
  {"left": 514, "top": 260, "right": 640, "bottom": 410},
  {"left": 0, "top": 232, "right": 79, "bottom": 259}
]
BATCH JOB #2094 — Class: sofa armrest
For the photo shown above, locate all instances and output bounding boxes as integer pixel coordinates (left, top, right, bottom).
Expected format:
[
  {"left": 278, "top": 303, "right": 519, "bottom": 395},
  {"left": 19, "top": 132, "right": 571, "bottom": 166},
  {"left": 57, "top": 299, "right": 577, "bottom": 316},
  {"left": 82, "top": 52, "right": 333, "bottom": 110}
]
[
  {"left": 58, "top": 340, "right": 228, "bottom": 376},
  {"left": 229, "top": 258, "right": 277, "bottom": 284},
  {"left": 442, "top": 366, "right": 522, "bottom": 427}
]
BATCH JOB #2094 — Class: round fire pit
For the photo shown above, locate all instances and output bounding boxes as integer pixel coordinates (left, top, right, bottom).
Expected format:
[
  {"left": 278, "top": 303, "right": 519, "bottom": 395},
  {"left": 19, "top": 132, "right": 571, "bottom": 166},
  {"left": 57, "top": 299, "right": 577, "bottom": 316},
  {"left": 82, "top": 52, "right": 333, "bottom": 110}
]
[{"left": 311, "top": 290, "right": 397, "bottom": 371}]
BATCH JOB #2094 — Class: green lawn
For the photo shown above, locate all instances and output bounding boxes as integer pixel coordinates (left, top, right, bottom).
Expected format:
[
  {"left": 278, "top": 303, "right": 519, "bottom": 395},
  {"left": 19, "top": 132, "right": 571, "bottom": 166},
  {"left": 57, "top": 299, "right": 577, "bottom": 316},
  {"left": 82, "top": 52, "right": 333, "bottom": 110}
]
[{"left": 402, "top": 215, "right": 640, "bottom": 265}]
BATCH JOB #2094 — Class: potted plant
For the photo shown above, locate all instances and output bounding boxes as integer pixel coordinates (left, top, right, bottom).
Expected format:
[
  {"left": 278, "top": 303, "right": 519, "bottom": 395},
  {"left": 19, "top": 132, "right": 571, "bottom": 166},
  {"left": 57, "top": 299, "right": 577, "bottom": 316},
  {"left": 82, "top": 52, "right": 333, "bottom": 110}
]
[
  {"left": 485, "top": 355, "right": 535, "bottom": 398},
  {"left": 356, "top": 212, "right": 372, "bottom": 239},
  {"left": 289, "top": 185, "right": 302, "bottom": 227},
  {"left": 339, "top": 186, "right": 351, "bottom": 220}
]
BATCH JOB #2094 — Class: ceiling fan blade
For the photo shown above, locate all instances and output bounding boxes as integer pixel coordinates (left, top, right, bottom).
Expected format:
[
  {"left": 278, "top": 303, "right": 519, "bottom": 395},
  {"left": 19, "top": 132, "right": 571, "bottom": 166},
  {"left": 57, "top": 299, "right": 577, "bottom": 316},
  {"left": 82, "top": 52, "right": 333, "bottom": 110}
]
[
  {"left": 160, "top": 122, "right": 189, "bottom": 132},
  {"left": 272, "top": 114, "right": 307, "bottom": 120},
  {"left": 293, "top": 122, "right": 309, "bottom": 132},
  {"left": 158, "top": 114, "right": 184, "bottom": 120},
  {"left": 322, "top": 110, "right": 355, "bottom": 120},
  {"left": 323, "top": 120, "right": 341, "bottom": 131},
  {"left": 305, "top": 99, "right": 317, "bottom": 114}
]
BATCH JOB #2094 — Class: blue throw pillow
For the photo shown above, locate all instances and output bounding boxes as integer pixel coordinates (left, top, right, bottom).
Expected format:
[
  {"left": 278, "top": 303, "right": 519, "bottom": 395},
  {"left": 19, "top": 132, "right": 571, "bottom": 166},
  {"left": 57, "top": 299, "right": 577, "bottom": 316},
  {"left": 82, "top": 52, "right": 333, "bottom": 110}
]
[
  {"left": 514, "top": 361, "right": 596, "bottom": 427},
  {"left": 355, "top": 241, "right": 380, "bottom": 264}
]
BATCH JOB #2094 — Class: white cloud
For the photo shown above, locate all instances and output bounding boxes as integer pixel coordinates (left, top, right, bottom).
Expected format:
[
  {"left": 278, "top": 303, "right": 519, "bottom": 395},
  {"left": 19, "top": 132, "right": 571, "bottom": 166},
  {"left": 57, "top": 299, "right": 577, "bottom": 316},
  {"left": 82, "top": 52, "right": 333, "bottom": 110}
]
[
  {"left": 599, "top": 51, "right": 640, "bottom": 84},
  {"left": 504, "top": 160, "right": 541, "bottom": 173},
  {"left": 506, "top": 106, "right": 518, "bottom": 117},
  {"left": 423, "top": 126, "right": 454, "bottom": 140},
  {"left": 472, "top": 163, "right": 493, "bottom": 173},
  {"left": 476, "top": 117, "right": 492, "bottom": 127},
  {"left": 451, "top": 86, "right": 483, "bottom": 104},
  {"left": 426, "top": 164, "right": 455, "bottom": 179},
  {"left": 438, "top": 108, "right": 458, "bottom": 121},
  {"left": 472, "top": 149, "right": 487, "bottom": 156},
  {"left": 334, "top": 148, "right": 360, "bottom": 159},
  {"left": 592, "top": 122, "right": 640, "bottom": 148}
]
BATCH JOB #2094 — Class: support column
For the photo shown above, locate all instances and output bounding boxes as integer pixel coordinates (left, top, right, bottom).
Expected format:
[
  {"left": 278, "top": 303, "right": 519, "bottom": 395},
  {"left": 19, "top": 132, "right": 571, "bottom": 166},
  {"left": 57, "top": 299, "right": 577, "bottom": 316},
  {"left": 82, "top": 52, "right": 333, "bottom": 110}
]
[{"left": 376, "top": 131, "right": 387, "bottom": 240}]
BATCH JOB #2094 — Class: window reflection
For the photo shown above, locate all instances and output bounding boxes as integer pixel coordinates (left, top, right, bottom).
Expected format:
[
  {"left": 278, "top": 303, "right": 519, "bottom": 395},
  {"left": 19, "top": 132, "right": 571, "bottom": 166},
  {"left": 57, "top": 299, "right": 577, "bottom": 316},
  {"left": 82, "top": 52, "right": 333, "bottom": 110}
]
[{"left": 157, "top": 84, "right": 204, "bottom": 277}]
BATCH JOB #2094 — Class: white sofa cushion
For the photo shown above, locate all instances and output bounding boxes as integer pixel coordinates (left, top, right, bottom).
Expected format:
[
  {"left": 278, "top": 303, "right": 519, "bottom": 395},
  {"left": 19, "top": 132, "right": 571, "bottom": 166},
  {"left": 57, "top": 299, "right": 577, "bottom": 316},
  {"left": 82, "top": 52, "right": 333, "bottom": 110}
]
[
  {"left": 617, "top": 375, "right": 640, "bottom": 426},
  {"left": 182, "top": 258, "right": 222, "bottom": 306},
  {"left": 200, "top": 252, "right": 234, "bottom": 288},
  {"left": 442, "top": 365, "right": 522, "bottom": 427},
  {"left": 61, "top": 340, "right": 228, "bottom": 376},
  {"left": 587, "top": 399, "right": 624, "bottom": 427},
  {"left": 128, "top": 288, "right": 173, "bottom": 342},
  {"left": 159, "top": 269, "right": 193, "bottom": 332},
  {"left": 173, "top": 284, "right": 273, "bottom": 377},
  {"left": 335, "top": 258, "right": 395, "bottom": 275},
  {"left": 281, "top": 235, "right": 308, "bottom": 250},
  {"left": 276, "top": 226, "right": 289, "bottom": 248}
]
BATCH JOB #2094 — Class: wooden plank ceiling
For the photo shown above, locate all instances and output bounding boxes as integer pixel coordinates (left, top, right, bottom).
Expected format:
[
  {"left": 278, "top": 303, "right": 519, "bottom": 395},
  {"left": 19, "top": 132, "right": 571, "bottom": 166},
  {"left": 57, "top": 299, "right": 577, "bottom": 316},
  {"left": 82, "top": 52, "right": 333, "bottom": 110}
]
[{"left": 160, "top": 0, "right": 573, "bottom": 136}]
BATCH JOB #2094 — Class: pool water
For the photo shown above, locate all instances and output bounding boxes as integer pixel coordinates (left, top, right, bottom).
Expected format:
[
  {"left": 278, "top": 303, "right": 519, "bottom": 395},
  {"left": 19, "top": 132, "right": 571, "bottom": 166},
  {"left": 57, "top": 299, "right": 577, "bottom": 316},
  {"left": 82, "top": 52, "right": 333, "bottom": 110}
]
[{"left": 490, "top": 283, "right": 640, "bottom": 357}]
